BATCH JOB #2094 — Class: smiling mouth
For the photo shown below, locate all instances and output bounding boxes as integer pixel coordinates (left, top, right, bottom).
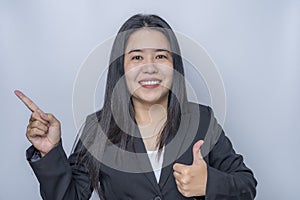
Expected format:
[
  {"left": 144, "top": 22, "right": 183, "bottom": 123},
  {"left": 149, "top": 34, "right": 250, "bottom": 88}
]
[{"left": 139, "top": 80, "right": 161, "bottom": 86}]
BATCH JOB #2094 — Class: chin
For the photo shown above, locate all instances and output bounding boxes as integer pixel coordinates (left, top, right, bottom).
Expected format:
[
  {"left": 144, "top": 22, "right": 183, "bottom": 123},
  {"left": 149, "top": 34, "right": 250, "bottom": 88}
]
[{"left": 138, "top": 94, "right": 168, "bottom": 105}]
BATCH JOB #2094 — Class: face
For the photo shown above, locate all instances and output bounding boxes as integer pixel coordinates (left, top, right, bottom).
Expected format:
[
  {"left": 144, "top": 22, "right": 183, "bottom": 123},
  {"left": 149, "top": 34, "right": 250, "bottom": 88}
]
[{"left": 124, "top": 28, "right": 173, "bottom": 107}]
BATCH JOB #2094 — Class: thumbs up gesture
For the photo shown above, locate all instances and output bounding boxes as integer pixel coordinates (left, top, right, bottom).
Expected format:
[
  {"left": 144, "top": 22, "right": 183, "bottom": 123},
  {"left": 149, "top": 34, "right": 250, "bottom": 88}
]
[
  {"left": 15, "top": 90, "right": 61, "bottom": 157},
  {"left": 173, "top": 140, "right": 207, "bottom": 197}
]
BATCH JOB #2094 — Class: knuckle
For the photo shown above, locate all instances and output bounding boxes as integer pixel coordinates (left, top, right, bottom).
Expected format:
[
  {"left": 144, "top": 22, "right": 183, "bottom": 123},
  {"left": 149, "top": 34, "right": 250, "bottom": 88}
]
[
  {"left": 182, "top": 168, "right": 188, "bottom": 175},
  {"left": 173, "top": 171, "right": 178, "bottom": 178},
  {"left": 181, "top": 178, "right": 188, "bottom": 185},
  {"left": 31, "top": 128, "right": 42, "bottom": 135},
  {"left": 48, "top": 113, "right": 55, "bottom": 120},
  {"left": 179, "top": 183, "right": 185, "bottom": 189},
  {"left": 177, "top": 186, "right": 182, "bottom": 193},
  {"left": 183, "top": 177, "right": 191, "bottom": 185},
  {"left": 175, "top": 180, "right": 180, "bottom": 187},
  {"left": 31, "top": 128, "right": 38, "bottom": 135},
  {"left": 181, "top": 190, "right": 189, "bottom": 197},
  {"left": 182, "top": 178, "right": 190, "bottom": 186},
  {"left": 180, "top": 188, "right": 191, "bottom": 197},
  {"left": 26, "top": 127, "right": 30, "bottom": 135},
  {"left": 31, "top": 112, "right": 38, "bottom": 119},
  {"left": 31, "top": 120, "right": 41, "bottom": 128},
  {"left": 185, "top": 193, "right": 192, "bottom": 197},
  {"left": 30, "top": 121, "right": 37, "bottom": 127},
  {"left": 26, "top": 130, "right": 33, "bottom": 138},
  {"left": 35, "top": 120, "right": 43, "bottom": 127},
  {"left": 177, "top": 184, "right": 183, "bottom": 190}
]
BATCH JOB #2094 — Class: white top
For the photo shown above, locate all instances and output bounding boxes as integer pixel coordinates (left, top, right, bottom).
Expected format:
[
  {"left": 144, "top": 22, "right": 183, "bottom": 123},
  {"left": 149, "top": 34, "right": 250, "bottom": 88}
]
[{"left": 147, "top": 147, "right": 165, "bottom": 183}]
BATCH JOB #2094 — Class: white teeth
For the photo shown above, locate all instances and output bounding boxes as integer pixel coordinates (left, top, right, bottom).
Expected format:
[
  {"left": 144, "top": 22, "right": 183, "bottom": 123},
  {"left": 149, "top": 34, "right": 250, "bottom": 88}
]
[{"left": 140, "top": 80, "right": 161, "bottom": 86}]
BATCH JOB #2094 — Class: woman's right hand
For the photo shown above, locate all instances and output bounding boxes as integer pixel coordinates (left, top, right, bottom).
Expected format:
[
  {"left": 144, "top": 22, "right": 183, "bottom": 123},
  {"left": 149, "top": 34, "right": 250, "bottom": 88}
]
[{"left": 15, "top": 90, "right": 61, "bottom": 157}]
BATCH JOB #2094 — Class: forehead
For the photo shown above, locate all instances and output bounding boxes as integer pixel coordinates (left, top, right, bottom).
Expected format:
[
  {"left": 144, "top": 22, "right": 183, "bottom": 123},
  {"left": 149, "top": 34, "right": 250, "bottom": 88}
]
[{"left": 125, "top": 28, "right": 171, "bottom": 52}]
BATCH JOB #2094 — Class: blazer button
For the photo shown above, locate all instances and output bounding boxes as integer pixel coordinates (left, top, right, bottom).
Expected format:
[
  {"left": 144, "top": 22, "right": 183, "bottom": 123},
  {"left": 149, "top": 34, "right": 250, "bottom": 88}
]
[{"left": 153, "top": 196, "right": 162, "bottom": 200}]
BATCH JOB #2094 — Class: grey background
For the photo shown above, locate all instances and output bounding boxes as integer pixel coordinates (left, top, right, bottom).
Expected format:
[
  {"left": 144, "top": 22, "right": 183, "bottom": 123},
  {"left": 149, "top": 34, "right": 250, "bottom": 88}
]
[{"left": 1, "top": 0, "right": 299, "bottom": 199}]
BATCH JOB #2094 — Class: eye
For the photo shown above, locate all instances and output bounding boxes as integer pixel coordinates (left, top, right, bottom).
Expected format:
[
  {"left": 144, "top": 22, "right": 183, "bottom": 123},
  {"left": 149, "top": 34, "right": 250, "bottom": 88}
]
[
  {"left": 155, "top": 54, "right": 168, "bottom": 59},
  {"left": 132, "top": 55, "right": 143, "bottom": 60}
]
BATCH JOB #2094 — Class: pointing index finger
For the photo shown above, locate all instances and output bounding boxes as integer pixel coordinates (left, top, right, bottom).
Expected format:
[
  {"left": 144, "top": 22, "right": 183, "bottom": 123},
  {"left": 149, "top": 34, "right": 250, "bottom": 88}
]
[{"left": 14, "top": 90, "right": 41, "bottom": 112}]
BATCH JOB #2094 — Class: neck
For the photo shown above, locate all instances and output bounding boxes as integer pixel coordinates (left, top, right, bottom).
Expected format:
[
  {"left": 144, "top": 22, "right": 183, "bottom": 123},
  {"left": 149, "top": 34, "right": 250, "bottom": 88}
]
[
  {"left": 133, "top": 99, "right": 168, "bottom": 127},
  {"left": 132, "top": 99, "right": 168, "bottom": 151}
]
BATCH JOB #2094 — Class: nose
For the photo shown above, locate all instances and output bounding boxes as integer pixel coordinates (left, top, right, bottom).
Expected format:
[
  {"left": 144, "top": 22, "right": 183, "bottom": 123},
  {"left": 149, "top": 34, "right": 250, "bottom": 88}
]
[{"left": 142, "top": 56, "right": 158, "bottom": 74}]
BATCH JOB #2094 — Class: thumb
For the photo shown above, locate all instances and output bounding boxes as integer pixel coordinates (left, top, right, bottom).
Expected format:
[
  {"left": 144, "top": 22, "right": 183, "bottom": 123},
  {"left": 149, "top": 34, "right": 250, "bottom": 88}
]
[{"left": 192, "top": 140, "right": 204, "bottom": 165}]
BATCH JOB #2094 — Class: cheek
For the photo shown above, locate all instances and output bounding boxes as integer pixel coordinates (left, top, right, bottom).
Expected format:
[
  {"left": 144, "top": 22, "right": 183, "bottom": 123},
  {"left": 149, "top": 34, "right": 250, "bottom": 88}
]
[
  {"left": 123, "top": 59, "right": 131, "bottom": 73},
  {"left": 124, "top": 59, "right": 141, "bottom": 76},
  {"left": 165, "top": 67, "right": 174, "bottom": 87},
  {"left": 124, "top": 68, "right": 140, "bottom": 93},
  {"left": 124, "top": 59, "right": 136, "bottom": 80},
  {"left": 124, "top": 55, "right": 136, "bottom": 72},
  {"left": 161, "top": 64, "right": 174, "bottom": 79}
]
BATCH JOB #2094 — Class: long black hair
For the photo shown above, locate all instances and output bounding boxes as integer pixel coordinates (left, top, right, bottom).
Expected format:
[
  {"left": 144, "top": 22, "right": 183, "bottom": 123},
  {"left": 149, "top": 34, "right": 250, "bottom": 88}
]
[{"left": 76, "top": 14, "right": 188, "bottom": 199}]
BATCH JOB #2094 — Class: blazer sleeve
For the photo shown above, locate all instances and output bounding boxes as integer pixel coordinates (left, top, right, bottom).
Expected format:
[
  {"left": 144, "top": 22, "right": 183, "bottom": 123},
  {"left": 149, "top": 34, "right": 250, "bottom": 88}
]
[
  {"left": 202, "top": 107, "right": 257, "bottom": 200},
  {"left": 26, "top": 141, "right": 93, "bottom": 200}
]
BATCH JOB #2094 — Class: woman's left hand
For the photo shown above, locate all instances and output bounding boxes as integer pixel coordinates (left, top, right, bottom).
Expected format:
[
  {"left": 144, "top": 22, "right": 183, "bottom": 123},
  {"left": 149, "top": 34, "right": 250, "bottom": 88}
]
[{"left": 173, "top": 140, "right": 207, "bottom": 197}]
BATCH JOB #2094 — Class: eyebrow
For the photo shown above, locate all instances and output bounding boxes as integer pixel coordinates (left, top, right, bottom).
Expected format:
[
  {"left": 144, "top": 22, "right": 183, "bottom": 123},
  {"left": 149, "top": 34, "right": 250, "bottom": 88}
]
[{"left": 127, "top": 48, "right": 171, "bottom": 54}]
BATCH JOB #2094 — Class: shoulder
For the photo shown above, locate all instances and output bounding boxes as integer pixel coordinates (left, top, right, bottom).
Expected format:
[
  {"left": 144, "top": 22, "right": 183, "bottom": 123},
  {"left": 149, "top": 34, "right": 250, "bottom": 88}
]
[
  {"left": 185, "top": 103, "right": 225, "bottom": 158},
  {"left": 79, "top": 110, "right": 103, "bottom": 139},
  {"left": 185, "top": 102, "right": 221, "bottom": 138},
  {"left": 185, "top": 101, "right": 213, "bottom": 118},
  {"left": 85, "top": 110, "right": 102, "bottom": 124}
]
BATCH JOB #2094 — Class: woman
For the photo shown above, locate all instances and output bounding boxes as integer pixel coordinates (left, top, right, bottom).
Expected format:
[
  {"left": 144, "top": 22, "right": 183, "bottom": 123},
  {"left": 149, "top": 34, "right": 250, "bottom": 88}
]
[{"left": 15, "top": 14, "right": 257, "bottom": 199}]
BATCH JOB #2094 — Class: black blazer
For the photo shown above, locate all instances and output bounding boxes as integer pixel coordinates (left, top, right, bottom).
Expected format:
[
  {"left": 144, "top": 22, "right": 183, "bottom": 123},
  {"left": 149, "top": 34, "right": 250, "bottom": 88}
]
[{"left": 27, "top": 103, "right": 257, "bottom": 200}]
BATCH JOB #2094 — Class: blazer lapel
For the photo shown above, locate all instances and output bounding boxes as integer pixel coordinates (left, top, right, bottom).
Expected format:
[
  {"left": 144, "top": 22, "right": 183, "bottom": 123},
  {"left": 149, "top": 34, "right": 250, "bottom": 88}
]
[
  {"left": 127, "top": 128, "right": 162, "bottom": 194},
  {"left": 159, "top": 109, "right": 200, "bottom": 188}
]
